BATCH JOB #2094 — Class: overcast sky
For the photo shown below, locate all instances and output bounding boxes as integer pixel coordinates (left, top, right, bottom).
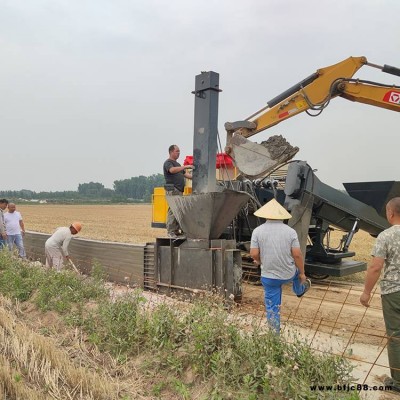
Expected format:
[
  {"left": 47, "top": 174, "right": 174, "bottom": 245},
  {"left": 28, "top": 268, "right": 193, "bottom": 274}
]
[{"left": 1, "top": 0, "right": 399, "bottom": 191}]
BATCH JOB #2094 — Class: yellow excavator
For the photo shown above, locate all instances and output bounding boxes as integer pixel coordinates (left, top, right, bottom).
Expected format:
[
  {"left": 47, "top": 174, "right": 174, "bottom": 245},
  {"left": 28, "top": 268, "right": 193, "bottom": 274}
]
[
  {"left": 224, "top": 56, "right": 400, "bottom": 178},
  {"left": 226, "top": 56, "right": 400, "bottom": 137}
]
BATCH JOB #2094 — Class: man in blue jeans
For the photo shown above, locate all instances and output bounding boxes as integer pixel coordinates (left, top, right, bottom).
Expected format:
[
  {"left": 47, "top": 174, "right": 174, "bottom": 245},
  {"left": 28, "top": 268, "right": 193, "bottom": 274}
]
[
  {"left": 250, "top": 198, "right": 311, "bottom": 333},
  {"left": 4, "top": 203, "right": 26, "bottom": 258}
]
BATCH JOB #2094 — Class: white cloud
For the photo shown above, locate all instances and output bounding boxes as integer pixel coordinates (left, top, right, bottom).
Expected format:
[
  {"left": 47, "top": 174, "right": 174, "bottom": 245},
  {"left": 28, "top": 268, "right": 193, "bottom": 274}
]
[{"left": 0, "top": 0, "right": 399, "bottom": 190}]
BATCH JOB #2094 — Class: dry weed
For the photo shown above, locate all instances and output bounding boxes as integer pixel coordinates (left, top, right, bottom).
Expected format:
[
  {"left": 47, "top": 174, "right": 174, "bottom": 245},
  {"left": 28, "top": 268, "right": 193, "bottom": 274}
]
[
  {"left": 0, "top": 354, "right": 49, "bottom": 400},
  {"left": 0, "top": 295, "right": 124, "bottom": 400}
]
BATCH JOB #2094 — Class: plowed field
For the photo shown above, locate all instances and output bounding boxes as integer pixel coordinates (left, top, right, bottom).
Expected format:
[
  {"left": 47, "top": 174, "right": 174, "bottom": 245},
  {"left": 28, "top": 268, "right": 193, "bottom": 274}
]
[{"left": 17, "top": 204, "right": 165, "bottom": 244}]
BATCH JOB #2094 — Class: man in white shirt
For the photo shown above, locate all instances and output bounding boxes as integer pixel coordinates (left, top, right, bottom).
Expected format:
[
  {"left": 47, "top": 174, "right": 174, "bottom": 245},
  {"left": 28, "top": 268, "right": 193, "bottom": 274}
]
[
  {"left": 4, "top": 203, "right": 26, "bottom": 258},
  {"left": 45, "top": 222, "right": 82, "bottom": 271}
]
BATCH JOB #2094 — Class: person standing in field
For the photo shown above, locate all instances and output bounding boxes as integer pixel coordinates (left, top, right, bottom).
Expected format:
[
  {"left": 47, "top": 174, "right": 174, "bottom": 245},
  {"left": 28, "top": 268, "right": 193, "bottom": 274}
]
[
  {"left": 0, "top": 199, "right": 9, "bottom": 249},
  {"left": 45, "top": 222, "right": 82, "bottom": 271},
  {"left": 360, "top": 197, "right": 400, "bottom": 393},
  {"left": 4, "top": 203, "right": 26, "bottom": 258},
  {"left": 163, "top": 144, "right": 193, "bottom": 238},
  {"left": 250, "top": 198, "right": 311, "bottom": 333}
]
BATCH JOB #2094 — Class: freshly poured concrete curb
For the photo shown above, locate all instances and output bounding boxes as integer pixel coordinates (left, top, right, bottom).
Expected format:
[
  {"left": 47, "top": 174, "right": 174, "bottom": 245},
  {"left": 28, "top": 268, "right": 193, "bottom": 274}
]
[{"left": 23, "top": 231, "right": 148, "bottom": 286}]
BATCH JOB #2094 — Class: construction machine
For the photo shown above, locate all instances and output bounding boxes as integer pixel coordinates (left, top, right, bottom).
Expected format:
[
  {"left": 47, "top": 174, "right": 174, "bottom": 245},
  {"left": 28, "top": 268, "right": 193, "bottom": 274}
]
[
  {"left": 152, "top": 56, "right": 400, "bottom": 299},
  {"left": 222, "top": 55, "right": 400, "bottom": 280}
]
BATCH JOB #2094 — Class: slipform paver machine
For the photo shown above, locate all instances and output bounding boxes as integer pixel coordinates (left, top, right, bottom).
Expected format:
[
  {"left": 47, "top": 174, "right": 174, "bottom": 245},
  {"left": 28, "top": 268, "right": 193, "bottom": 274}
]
[{"left": 153, "top": 56, "right": 400, "bottom": 299}]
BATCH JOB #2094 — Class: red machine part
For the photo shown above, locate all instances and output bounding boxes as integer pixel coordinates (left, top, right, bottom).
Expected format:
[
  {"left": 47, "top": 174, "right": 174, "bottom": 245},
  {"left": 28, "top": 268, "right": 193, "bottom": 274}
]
[{"left": 183, "top": 153, "right": 234, "bottom": 169}]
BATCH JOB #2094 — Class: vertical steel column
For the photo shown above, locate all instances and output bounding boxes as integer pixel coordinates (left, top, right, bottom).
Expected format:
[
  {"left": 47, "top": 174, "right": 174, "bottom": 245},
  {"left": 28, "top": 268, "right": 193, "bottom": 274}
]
[{"left": 192, "top": 71, "right": 221, "bottom": 194}]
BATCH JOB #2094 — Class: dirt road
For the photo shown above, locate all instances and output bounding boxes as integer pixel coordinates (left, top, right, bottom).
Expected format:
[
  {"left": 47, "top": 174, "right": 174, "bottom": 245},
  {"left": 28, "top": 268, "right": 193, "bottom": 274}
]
[{"left": 241, "top": 281, "right": 384, "bottom": 343}]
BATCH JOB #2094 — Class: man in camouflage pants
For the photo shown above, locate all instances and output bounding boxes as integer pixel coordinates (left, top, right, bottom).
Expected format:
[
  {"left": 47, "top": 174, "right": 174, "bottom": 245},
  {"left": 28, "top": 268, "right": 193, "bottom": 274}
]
[{"left": 360, "top": 197, "right": 400, "bottom": 393}]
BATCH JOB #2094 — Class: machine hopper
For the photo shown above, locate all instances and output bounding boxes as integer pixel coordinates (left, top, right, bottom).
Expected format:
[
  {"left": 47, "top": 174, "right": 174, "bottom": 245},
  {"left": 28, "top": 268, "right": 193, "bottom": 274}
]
[
  {"left": 166, "top": 190, "right": 250, "bottom": 240},
  {"left": 343, "top": 181, "right": 400, "bottom": 218}
]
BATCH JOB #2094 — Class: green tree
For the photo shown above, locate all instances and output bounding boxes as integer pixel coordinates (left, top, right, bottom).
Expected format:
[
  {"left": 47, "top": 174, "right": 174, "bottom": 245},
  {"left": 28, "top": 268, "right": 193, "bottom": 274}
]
[
  {"left": 113, "top": 174, "right": 164, "bottom": 202},
  {"left": 78, "top": 182, "right": 105, "bottom": 198}
]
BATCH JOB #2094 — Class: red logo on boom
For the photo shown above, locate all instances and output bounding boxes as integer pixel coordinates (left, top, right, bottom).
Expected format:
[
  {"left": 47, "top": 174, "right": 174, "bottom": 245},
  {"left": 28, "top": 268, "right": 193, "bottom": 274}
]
[{"left": 383, "top": 91, "right": 400, "bottom": 105}]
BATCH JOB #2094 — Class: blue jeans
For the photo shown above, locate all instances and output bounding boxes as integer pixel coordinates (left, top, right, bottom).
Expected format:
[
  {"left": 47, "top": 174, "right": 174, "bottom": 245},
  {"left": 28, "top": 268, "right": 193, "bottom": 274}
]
[
  {"left": 7, "top": 234, "right": 26, "bottom": 258},
  {"left": 261, "top": 269, "right": 306, "bottom": 333},
  {"left": 0, "top": 237, "right": 6, "bottom": 250}
]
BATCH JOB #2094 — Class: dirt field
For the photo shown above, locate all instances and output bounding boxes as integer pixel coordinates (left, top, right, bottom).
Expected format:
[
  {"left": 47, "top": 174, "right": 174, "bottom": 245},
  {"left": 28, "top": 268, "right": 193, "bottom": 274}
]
[
  {"left": 16, "top": 203, "right": 375, "bottom": 258},
  {"left": 17, "top": 204, "right": 165, "bottom": 244}
]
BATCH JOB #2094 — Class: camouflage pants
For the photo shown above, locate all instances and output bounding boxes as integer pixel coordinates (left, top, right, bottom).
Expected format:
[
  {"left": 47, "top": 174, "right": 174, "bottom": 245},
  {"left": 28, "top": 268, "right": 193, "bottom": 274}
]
[{"left": 382, "top": 291, "right": 400, "bottom": 384}]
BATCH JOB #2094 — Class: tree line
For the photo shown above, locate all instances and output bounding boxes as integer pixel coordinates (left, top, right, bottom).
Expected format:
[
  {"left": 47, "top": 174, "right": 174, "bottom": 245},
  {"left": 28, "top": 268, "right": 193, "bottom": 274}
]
[{"left": 0, "top": 174, "right": 165, "bottom": 203}]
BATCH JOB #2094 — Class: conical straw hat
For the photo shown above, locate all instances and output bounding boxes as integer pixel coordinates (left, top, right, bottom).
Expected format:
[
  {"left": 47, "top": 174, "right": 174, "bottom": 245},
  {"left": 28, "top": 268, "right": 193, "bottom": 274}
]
[{"left": 254, "top": 198, "right": 292, "bottom": 220}]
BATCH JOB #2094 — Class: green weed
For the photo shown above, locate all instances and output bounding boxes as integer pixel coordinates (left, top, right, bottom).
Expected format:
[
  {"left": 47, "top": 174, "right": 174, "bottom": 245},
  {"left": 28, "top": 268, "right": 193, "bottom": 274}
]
[
  {"left": 151, "top": 381, "right": 166, "bottom": 397},
  {"left": 0, "top": 253, "right": 44, "bottom": 301},
  {"left": 84, "top": 291, "right": 147, "bottom": 356},
  {"left": 34, "top": 269, "right": 107, "bottom": 313}
]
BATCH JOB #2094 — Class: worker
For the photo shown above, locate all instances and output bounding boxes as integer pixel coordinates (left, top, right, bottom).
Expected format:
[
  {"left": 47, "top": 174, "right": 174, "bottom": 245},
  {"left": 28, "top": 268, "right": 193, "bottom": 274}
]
[
  {"left": 163, "top": 144, "right": 193, "bottom": 238},
  {"left": 360, "top": 197, "right": 400, "bottom": 393},
  {"left": 250, "top": 198, "right": 311, "bottom": 333},
  {"left": 4, "top": 203, "right": 26, "bottom": 258},
  {"left": 0, "top": 199, "right": 9, "bottom": 249},
  {"left": 45, "top": 222, "right": 82, "bottom": 271}
]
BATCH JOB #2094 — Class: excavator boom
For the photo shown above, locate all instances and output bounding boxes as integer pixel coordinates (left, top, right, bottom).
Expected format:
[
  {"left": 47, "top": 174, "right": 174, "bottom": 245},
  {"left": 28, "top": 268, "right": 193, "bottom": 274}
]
[
  {"left": 225, "top": 56, "right": 400, "bottom": 139},
  {"left": 339, "top": 80, "right": 400, "bottom": 112}
]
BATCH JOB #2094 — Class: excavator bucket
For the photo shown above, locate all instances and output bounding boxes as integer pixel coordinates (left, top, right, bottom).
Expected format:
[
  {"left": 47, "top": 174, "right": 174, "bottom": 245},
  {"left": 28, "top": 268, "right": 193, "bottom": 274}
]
[{"left": 229, "top": 134, "right": 299, "bottom": 178}]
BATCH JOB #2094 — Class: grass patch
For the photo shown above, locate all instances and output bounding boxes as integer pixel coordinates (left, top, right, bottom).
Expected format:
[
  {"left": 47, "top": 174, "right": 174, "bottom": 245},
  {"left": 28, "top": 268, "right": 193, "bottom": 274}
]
[
  {"left": 34, "top": 267, "right": 107, "bottom": 314},
  {"left": 0, "top": 251, "right": 108, "bottom": 315},
  {"left": 82, "top": 293, "right": 357, "bottom": 398},
  {"left": 0, "top": 251, "right": 359, "bottom": 399}
]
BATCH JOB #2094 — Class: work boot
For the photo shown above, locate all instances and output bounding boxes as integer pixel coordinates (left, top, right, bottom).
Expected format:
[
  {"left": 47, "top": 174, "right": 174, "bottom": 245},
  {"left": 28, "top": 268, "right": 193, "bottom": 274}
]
[
  {"left": 297, "top": 279, "right": 311, "bottom": 298},
  {"left": 383, "top": 375, "right": 400, "bottom": 394}
]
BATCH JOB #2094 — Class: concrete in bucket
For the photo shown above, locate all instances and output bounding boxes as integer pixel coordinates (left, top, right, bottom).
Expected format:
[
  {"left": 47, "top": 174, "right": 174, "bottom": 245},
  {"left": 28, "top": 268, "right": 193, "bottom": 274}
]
[{"left": 167, "top": 190, "right": 250, "bottom": 240}]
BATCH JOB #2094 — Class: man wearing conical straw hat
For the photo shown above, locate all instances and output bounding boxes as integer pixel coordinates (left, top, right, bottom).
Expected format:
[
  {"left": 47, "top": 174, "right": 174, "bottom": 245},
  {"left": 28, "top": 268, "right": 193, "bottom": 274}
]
[{"left": 250, "top": 198, "right": 311, "bottom": 333}]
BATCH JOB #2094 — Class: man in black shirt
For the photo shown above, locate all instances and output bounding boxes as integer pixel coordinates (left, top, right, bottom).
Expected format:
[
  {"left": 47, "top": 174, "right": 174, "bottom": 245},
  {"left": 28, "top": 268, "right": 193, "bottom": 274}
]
[{"left": 163, "top": 145, "right": 193, "bottom": 237}]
